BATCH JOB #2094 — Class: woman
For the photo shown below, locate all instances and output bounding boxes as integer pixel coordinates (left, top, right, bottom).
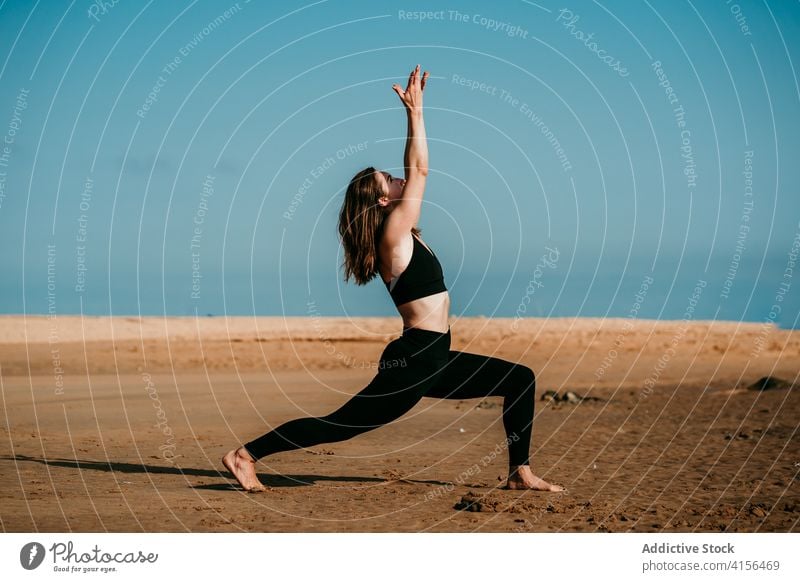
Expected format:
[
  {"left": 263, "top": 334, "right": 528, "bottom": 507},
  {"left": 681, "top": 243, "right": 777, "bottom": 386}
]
[{"left": 223, "top": 64, "right": 564, "bottom": 493}]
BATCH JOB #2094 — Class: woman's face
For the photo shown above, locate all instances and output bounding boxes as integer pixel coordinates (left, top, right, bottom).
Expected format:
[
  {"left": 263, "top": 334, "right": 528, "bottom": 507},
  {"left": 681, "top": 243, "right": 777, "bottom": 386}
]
[{"left": 375, "top": 170, "right": 406, "bottom": 209}]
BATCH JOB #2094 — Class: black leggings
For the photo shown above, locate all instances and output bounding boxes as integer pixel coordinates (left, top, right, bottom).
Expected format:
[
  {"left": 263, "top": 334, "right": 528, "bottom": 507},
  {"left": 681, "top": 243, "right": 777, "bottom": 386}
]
[{"left": 243, "top": 325, "right": 536, "bottom": 467}]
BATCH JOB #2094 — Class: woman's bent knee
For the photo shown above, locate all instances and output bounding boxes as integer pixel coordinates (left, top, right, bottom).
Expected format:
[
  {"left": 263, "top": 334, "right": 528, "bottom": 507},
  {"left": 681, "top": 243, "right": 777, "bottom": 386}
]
[{"left": 516, "top": 364, "right": 535, "bottom": 386}]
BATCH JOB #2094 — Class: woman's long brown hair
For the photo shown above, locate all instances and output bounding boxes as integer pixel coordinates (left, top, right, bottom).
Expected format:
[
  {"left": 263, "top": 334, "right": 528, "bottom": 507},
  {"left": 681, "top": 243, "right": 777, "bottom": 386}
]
[{"left": 338, "top": 166, "right": 420, "bottom": 285}]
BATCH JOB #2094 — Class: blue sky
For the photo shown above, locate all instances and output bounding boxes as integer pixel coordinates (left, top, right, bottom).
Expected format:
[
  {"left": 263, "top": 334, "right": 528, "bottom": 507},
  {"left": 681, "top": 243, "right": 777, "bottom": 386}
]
[{"left": 0, "top": 0, "right": 798, "bottom": 327}]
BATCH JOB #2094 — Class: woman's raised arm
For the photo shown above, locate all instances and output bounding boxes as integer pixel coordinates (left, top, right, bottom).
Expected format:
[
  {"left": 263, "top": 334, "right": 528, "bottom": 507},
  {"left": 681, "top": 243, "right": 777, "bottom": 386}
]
[
  {"left": 393, "top": 64, "right": 429, "bottom": 177},
  {"left": 384, "top": 64, "right": 430, "bottom": 237}
]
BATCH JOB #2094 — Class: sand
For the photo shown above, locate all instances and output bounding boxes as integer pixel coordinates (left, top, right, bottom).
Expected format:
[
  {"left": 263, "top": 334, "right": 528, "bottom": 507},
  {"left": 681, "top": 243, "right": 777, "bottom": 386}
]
[{"left": 0, "top": 315, "right": 797, "bottom": 532}]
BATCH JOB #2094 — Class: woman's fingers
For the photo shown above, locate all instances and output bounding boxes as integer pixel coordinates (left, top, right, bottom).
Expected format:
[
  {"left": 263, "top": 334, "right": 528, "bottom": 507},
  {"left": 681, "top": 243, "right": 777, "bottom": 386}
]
[
  {"left": 395, "top": 65, "right": 428, "bottom": 108},
  {"left": 409, "top": 64, "right": 420, "bottom": 87}
]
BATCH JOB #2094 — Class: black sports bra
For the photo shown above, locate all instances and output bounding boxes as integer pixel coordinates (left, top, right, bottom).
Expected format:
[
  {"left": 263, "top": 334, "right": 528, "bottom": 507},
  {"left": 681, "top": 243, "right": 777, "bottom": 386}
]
[{"left": 383, "top": 234, "right": 448, "bottom": 307}]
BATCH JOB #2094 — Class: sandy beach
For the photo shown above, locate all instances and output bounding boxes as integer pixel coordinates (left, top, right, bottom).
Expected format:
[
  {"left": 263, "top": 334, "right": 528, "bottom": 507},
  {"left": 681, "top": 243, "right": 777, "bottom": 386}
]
[{"left": 0, "top": 315, "right": 797, "bottom": 532}]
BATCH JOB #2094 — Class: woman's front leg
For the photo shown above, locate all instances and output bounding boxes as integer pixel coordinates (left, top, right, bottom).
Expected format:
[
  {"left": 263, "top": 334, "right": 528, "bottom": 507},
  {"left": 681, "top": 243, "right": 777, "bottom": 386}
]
[{"left": 425, "top": 349, "right": 565, "bottom": 491}]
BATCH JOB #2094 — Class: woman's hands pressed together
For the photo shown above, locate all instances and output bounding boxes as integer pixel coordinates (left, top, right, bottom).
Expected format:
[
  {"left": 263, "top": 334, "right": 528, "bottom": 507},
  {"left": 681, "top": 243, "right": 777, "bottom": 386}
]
[{"left": 392, "top": 64, "right": 429, "bottom": 113}]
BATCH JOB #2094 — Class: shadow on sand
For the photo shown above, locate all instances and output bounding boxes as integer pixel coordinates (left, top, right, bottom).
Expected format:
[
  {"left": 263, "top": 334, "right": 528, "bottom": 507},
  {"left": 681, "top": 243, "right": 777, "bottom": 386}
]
[{"left": 4, "top": 454, "right": 454, "bottom": 490}]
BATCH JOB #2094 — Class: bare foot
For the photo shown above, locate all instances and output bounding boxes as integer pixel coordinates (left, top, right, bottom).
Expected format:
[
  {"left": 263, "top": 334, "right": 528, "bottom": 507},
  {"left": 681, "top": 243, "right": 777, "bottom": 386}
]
[
  {"left": 504, "top": 465, "right": 565, "bottom": 492},
  {"left": 222, "top": 447, "right": 267, "bottom": 492}
]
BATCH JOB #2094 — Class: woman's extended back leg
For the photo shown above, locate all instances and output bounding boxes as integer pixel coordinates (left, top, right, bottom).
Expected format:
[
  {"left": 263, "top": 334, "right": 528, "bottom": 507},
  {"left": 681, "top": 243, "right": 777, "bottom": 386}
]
[{"left": 242, "top": 348, "right": 440, "bottom": 461}]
